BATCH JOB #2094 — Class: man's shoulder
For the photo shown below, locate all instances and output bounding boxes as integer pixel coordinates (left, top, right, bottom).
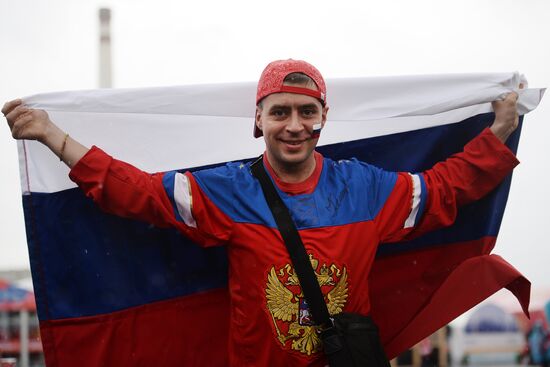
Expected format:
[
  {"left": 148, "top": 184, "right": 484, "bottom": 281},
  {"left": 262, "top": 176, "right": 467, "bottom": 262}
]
[
  {"left": 322, "top": 155, "right": 380, "bottom": 175},
  {"left": 190, "top": 159, "right": 257, "bottom": 195},
  {"left": 323, "top": 155, "right": 363, "bottom": 167},
  {"left": 320, "top": 154, "right": 398, "bottom": 190},
  {"left": 193, "top": 160, "right": 254, "bottom": 177}
]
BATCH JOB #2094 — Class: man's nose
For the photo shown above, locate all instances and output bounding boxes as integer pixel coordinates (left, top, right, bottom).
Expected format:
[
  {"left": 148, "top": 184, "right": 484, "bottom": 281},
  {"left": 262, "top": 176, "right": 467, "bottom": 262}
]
[{"left": 286, "top": 111, "right": 305, "bottom": 133}]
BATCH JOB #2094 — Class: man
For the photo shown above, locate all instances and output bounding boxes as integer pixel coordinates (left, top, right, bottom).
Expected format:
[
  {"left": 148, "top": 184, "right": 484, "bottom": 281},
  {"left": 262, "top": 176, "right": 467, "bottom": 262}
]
[{"left": 3, "top": 59, "right": 520, "bottom": 366}]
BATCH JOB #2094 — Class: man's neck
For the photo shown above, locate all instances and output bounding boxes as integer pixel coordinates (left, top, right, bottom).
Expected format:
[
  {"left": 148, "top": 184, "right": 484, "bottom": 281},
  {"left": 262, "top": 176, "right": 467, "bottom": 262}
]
[{"left": 265, "top": 152, "right": 316, "bottom": 184}]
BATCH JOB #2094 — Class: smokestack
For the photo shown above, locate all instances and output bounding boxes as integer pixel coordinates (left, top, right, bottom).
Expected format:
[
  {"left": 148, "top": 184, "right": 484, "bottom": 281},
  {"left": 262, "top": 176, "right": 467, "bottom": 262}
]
[{"left": 99, "top": 8, "right": 112, "bottom": 88}]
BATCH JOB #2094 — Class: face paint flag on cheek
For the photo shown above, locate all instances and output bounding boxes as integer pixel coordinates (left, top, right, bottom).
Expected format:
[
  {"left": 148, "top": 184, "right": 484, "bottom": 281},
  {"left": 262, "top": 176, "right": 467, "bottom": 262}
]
[{"left": 311, "top": 123, "right": 322, "bottom": 138}]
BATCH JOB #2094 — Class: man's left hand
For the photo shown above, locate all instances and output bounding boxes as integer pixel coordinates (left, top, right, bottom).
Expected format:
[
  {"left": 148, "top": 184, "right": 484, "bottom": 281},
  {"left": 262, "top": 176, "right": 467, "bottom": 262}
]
[{"left": 490, "top": 92, "right": 520, "bottom": 143}]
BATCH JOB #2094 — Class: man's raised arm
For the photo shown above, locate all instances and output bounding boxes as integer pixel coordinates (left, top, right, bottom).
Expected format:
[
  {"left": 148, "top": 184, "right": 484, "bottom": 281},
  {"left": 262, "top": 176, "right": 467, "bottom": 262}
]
[
  {"left": 375, "top": 91, "right": 521, "bottom": 243},
  {"left": 490, "top": 92, "right": 520, "bottom": 143},
  {"left": 3, "top": 99, "right": 88, "bottom": 168},
  {"left": 3, "top": 98, "right": 233, "bottom": 247}
]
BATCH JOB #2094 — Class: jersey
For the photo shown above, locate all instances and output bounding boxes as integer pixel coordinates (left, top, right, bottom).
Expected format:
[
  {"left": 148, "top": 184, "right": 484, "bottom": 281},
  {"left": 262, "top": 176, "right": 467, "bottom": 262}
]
[{"left": 68, "top": 127, "right": 519, "bottom": 366}]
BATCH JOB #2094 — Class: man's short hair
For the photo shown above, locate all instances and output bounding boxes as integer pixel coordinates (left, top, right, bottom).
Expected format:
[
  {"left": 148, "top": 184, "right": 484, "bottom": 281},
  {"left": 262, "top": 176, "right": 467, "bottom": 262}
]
[{"left": 282, "top": 72, "right": 318, "bottom": 90}]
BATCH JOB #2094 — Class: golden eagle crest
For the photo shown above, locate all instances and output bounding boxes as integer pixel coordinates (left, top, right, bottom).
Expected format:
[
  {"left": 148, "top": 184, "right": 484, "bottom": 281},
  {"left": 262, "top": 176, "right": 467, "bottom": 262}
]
[{"left": 265, "top": 254, "right": 348, "bottom": 356}]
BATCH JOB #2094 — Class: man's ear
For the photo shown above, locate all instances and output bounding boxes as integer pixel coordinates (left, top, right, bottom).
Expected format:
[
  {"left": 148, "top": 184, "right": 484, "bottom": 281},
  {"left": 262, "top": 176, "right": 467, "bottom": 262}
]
[
  {"left": 255, "top": 107, "right": 262, "bottom": 131},
  {"left": 321, "top": 106, "right": 329, "bottom": 129}
]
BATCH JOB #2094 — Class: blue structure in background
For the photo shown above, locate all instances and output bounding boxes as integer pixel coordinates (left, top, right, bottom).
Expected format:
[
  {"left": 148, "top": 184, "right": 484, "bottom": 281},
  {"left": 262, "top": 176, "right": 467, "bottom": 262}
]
[{"left": 465, "top": 303, "right": 519, "bottom": 333}]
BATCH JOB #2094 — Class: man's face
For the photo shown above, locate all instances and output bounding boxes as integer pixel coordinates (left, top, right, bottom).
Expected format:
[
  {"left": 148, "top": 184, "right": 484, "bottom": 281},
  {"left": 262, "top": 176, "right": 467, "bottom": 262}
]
[{"left": 255, "top": 92, "right": 328, "bottom": 171}]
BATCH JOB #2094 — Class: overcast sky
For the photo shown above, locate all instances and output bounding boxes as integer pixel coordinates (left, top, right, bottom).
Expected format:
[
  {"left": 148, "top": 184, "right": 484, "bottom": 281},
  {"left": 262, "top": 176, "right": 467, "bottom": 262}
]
[{"left": 1, "top": 0, "right": 548, "bottom": 304}]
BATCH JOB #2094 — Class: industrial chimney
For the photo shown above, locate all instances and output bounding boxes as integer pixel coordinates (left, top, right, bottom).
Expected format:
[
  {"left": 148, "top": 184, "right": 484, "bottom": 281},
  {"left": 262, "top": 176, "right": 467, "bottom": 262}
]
[{"left": 99, "top": 8, "right": 112, "bottom": 88}]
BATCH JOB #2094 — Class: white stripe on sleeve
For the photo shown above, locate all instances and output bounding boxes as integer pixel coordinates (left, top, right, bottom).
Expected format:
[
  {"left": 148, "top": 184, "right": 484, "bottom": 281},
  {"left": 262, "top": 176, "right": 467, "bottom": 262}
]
[
  {"left": 174, "top": 173, "right": 197, "bottom": 228},
  {"left": 404, "top": 173, "right": 422, "bottom": 229}
]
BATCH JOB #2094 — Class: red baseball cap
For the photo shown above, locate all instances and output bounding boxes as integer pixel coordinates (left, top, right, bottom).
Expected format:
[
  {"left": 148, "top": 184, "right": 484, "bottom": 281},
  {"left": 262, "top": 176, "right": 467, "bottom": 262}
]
[{"left": 254, "top": 59, "right": 327, "bottom": 138}]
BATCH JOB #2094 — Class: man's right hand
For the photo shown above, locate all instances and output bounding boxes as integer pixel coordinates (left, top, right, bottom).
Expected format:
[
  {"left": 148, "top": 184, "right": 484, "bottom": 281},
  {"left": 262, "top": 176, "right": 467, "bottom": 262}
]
[
  {"left": 3, "top": 99, "right": 89, "bottom": 167},
  {"left": 3, "top": 99, "right": 54, "bottom": 142}
]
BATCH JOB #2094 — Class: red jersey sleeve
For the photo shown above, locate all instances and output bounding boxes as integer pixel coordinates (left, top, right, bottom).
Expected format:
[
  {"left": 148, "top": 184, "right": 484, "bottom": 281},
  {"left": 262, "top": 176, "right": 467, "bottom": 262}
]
[
  {"left": 376, "top": 128, "right": 520, "bottom": 243},
  {"left": 68, "top": 146, "right": 233, "bottom": 247}
]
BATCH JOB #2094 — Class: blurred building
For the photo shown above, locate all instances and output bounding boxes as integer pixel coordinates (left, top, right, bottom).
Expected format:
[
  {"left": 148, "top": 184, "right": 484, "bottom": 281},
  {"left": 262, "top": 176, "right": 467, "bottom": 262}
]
[
  {"left": 392, "top": 327, "right": 450, "bottom": 367},
  {"left": 0, "top": 272, "right": 44, "bottom": 367},
  {"left": 448, "top": 303, "right": 525, "bottom": 365}
]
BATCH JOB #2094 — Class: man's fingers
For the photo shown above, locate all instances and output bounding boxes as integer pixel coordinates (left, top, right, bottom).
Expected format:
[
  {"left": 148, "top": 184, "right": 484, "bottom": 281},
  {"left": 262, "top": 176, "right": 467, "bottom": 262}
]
[
  {"left": 2, "top": 99, "right": 22, "bottom": 116},
  {"left": 10, "top": 114, "right": 32, "bottom": 139},
  {"left": 5, "top": 105, "right": 30, "bottom": 127},
  {"left": 496, "top": 92, "right": 518, "bottom": 104},
  {"left": 508, "top": 92, "right": 519, "bottom": 102}
]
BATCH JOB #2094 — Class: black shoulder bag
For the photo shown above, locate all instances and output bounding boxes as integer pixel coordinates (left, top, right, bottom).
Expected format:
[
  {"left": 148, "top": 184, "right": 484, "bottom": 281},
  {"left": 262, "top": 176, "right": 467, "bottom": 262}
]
[{"left": 251, "top": 157, "right": 390, "bottom": 367}]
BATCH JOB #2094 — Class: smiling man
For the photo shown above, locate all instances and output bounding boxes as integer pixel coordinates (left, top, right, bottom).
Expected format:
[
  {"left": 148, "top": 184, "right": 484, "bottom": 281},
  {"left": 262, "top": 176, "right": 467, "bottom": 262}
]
[
  {"left": 3, "top": 59, "right": 521, "bottom": 367},
  {"left": 255, "top": 65, "right": 328, "bottom": 183}
]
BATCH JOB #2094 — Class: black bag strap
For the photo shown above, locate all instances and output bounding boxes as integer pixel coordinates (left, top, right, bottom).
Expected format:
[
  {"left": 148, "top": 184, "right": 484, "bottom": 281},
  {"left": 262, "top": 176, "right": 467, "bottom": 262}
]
[{"left": 250, "top": 156, "right": 332, "bottom": 328}]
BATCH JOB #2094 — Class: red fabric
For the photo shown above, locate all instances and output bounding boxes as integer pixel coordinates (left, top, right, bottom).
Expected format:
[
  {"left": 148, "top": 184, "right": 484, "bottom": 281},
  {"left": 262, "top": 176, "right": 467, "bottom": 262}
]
[
  {"left": 36, "top": 238, "right": 529, "bottom": 366},
  {"left": 255, "top": 59, "right": 326, "bottom": 105},
  {"left": 263, "top": 151, "right": 323, "bottom": 195},
  {"left": 380, "top": 128, "right": 519, "bottom": 243},
  {"left": 40, "top": 289, "right": 230, "bottom": 367},
  {"left": 68, "top": 151, "right": 234, "bottom": 247},
  {"left": 69, "top": 152, "right": 176, "bottom": 230},
  {"left": 369, "top": 236, "right": 530, "bottom": 359},
  {"left": 415, "top": 127, "right": 520, "bottom": 237},
  {"left": 277, "top": 85, "right": 324, "bottom": 101}
]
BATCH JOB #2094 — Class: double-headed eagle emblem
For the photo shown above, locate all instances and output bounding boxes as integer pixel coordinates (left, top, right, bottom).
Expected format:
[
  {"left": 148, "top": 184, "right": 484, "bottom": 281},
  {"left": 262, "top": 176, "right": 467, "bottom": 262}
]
[{"left": 265, "top": 254, "right": 348, "bottom": 355}]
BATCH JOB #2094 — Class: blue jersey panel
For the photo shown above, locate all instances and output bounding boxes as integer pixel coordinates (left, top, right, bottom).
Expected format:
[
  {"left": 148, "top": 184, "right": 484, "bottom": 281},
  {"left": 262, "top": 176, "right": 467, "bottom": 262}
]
[{"left": 192, "top": 158, "right": 398, "bottom": 230}]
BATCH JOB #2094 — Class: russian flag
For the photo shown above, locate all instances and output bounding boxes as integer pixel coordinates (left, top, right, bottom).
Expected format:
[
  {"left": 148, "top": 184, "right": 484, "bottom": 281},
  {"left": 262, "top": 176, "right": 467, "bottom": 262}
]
[{"left": 19, "top": 73, "right": 544, "bottom": 366}]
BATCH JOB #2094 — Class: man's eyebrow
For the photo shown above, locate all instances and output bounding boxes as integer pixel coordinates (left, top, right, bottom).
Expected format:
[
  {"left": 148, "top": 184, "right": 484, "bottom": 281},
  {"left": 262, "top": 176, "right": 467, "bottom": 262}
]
[
  {"left": 300, "top": 103, "right": 320, "bottom": 110},
  {"left": 268, "top": 103, "right": 319, "bottom": 112},
  {"left": 268, "top": 104, "right": 291, "bottom": 111}
]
